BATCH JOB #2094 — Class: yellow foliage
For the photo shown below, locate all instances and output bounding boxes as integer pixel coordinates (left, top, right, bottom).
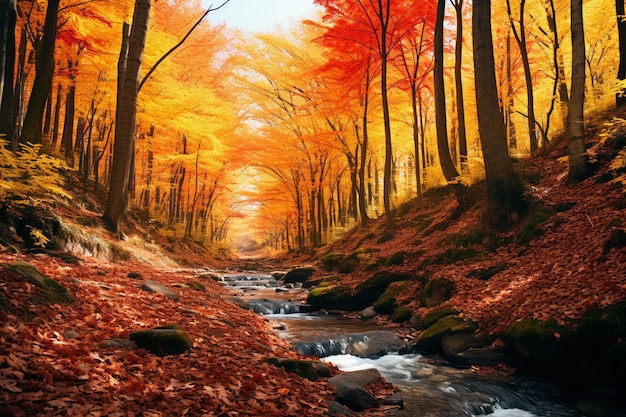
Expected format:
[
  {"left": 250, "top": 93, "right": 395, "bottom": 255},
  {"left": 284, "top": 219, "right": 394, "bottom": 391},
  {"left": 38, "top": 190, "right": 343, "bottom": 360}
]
[{"left": 0, "top": 140, "right": 72, "bottom": 206}]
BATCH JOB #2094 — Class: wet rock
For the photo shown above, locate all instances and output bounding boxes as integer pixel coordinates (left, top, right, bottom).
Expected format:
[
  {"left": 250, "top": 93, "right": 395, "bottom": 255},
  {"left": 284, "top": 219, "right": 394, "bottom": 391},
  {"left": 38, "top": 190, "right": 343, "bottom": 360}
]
[
  {"left": 415, "top": 315, "right": 477, "bottom": 353},
  {"left": 265, "top": 357, "right": 331, "bottom": 381},
  {"left": 328, "top": 369, "right": 382, "bottom": 411},
  {"left": 140, "top": 280, "right": 179, "bottom": 301},
  {"left": 360, "top": 306, "right": 377, "bottom": 320},
  {"left": 441, "top": 332, "right": 491, "bottom": 356},
  {"left": 129, "top": 325, "right": 192, "bottom": 356},
  {"left": 283, "top": 267, "right": 316, "bottom": 284},
  {"left": 307, "top": 285, "right": 352, "bottom": 311},
  {"left": 503, "top": 317, "right": 571, "bottom": 362},
  {"left": 327, "top": 400, "right": 359, "bottom": 416}
]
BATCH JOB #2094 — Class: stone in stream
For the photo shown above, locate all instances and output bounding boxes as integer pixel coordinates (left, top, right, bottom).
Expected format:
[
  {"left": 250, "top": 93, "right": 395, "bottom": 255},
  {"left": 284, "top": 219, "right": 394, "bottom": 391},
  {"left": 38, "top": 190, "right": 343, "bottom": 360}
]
[{"left": 328, "top": 368, "right": 382, "bottom": 411}]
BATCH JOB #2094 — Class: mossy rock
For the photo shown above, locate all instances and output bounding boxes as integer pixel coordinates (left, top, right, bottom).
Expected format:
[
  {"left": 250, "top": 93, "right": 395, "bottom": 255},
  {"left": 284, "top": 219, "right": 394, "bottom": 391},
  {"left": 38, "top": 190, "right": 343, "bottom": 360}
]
[
  {"left": 420, "top": 278, "right": 455, "bottom": 308},
  {"left": 129, "top": 325, "right": 193, "bottom": 356},
  {"left": 391, "top": 307, "right": 413, "bottom": 323},
  {"left": 307, "top": 285, "right": 353, "bottom": 311},
  {"left": 284, "top": 267, "right": 316, "bottom": 284},
  {"left": 577, "top": 302, "right": 626, "bottom": 348},
  {"left": 320, "top": 253, "right": 344, "bottom": 271},
  {"left": 351, "top": 271, "right": 407, "bottom": 311},
  {"left": 423, "top": 306, "right": 459, "bottom": 329},
  {"left": 385, "top": 251, "right": 406, "bottom": 266},
  {"left": 373, "top": 281, "right": 410, "bottom": 315},
  {"left": 185, "top": 280, "right": 206, "bottom": 292},
  {"left": 7, "top": 262, "right": 72, "bottom": 304},
  {"left": 415, "top": 315, "right": 477, "bottom": 352},
  {"left": 503, "top": 318, "right": 572, "bottom": 362},
  {"left": 265, "top": 357, "right": 330, "bottom": 381}
]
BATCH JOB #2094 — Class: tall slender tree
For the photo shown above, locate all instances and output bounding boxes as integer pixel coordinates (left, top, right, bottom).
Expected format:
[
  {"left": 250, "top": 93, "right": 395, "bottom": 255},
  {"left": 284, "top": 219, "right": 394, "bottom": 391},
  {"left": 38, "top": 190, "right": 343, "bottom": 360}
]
[
  {"left": 435, "top": 0, "right": 460, "bottom": 181},
  {"left": 616, "top": 0, "right": 626, "bottom": 106},
  {"left": 103, "top": 0, "right": 151, "bottom": 234},
  {"left": 473, "top": 0, "right": 524, "bottom": 227},
  {"left": 20, "top": 0, "right": 60, "bottom": 145},
  {"left": 568, "top": 0, "right": 588, "bottom": 183},
  {"left": 451, "top": 0, "right": 468, "bottom": 173},
  {"left": 0, "top": 0, "right": 17, "bottom": 144}
]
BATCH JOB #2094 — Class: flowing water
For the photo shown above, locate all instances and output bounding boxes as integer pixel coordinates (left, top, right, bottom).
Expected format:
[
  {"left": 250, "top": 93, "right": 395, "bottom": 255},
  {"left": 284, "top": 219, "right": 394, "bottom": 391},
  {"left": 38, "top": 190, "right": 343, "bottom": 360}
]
[{"left": 220, "top": 271, "right": 626, "bottom": 417}]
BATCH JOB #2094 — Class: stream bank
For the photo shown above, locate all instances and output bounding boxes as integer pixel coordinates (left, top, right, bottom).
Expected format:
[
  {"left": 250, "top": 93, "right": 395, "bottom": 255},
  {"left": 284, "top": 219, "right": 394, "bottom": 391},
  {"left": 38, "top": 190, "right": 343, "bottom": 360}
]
[{"left": 223, "top": 268, "right": 626, "bottom": 417}]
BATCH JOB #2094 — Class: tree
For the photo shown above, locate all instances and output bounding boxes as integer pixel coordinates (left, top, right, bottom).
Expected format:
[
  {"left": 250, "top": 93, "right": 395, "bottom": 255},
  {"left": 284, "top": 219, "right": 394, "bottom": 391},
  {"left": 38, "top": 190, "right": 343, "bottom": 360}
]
[
  {"left": 567, "top": 0, "right": 588, "bottom": 183},
  {"left": 20, "top": 0, "right": 60, "bottom": 145},
  {"left": 103, "top": 0, "right": 151, "bottom": 234},
  {"left": 434, "top": 0, "right": 460, "bottom": 181},
  {"left": 473, "top": 0, "right": 524, "bottom": 227},
  {"left": 451, "top": 0, "right": 468, "bottom": 172},
  {"left": 0, "top": 0, "right": 16, "bottom": 144},
  {"left": 617, "top": 0, "right": 626, "bottom": 106}
]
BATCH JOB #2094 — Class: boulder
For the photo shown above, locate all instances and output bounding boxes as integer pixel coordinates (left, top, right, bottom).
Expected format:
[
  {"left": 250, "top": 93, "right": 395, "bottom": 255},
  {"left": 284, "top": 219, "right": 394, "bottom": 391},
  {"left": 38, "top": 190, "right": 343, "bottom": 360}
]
[
  {"left": 265, "top": 357, "right": 331, "bottom": 381},
  {"left": 7, "top": 262, "right": 72, "bottom": 303},
  {"left": 284, "top": 267, "right": 315, "bottom": 284},
  {"left": 345, "top": 331, "right": 404, "bottom": 358},
  {"left": 307, "top": 285, "right": 353, "bottom": 311},
  {"left": 140, "top": 280, "right": 179, "bottom": 301},
  {"left": 351, "top": 271, "right": 408, "bottom": 311},
  {"left": 441, "top": 332, "right": 491, "bottom": 357},
  {"left": 328, "top": 369, "right": 382, "bottom": 411},
  {"left": 129, "top": 325, "right": 192, "bottom": 356},
  {"left": 503, "top": 318, "right": 571, "bottom": 362},
  {"left": 420, "top": 278, "right": 454, "bottom": 308},
  {"left": 359, "top": 306, "right": 377, "bottom": 320},
  {"left": 415, "top": 315, "right": 476, "bottom": 352}
]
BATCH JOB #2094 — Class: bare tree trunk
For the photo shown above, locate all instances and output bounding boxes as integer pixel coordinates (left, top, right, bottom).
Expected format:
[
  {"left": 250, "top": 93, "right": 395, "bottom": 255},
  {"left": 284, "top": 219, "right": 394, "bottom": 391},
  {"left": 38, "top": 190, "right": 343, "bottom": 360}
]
[
  {"left": 61, "top": 85, "right": 75, "bottom": 165},
  {"left": 103, "top": 1, "right": 151, "bottom": 234},
  {"left": 452, "top": 0, "right": 468, "bottom": 172},
  {"left": 473, "top": 0, "right": 525, "bottom": 228},
  {"left": 20, "top": 0, "right": 60, "bottom": 145},
  {"left": 0, "top": 0, "right": 17, "bottom": 145},
  {"left": 435, "top": 0, "right": 460, "bottom": 181},
  {"left": 617, "top": 0, "right": 626, "bottom": 106},
  {"left": 51, "top": 83, "right": 62, "bottom": 148},
  {"left": 568, "top": 0, "right": 588, "bottom": 183}
]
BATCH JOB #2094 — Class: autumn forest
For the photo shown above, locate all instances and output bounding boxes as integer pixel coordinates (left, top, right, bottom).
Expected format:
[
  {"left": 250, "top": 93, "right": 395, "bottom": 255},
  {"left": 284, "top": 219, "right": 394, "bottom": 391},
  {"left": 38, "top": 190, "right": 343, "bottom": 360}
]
[{"left": 0, "top": 0, "right": 620, "bottom": 253}]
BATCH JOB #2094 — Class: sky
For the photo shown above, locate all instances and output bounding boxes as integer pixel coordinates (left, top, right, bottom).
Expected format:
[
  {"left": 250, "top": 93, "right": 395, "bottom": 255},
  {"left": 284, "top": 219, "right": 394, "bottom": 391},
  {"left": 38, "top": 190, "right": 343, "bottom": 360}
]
[{"left": 204, "top": 0, "right": 321, "bottom": 33}]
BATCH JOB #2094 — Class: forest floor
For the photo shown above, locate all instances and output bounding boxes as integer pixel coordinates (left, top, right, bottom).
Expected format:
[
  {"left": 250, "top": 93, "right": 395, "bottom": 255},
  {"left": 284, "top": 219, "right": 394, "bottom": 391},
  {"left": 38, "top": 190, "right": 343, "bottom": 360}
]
[{"left": 1, "top": 108, "right": 626, "bottom": 416}]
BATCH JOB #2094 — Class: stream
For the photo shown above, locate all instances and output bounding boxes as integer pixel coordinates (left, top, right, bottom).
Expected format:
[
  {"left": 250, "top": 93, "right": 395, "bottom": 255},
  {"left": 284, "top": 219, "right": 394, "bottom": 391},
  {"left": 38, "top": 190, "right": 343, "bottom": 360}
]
[{"left": 219, "top": 270, "right": 626, "bottom": 417}]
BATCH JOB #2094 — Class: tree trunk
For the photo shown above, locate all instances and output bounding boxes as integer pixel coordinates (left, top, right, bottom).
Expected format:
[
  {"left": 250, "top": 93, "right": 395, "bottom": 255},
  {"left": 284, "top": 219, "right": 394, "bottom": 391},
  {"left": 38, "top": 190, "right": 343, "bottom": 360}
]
[
  {"left": 435, "top": 0, "right": 460, "bottom": 181},
  {"left": 0, "top": 0, "right": 16, "bottom": 144},
  {"left": 617, "top": 0, "right": 626, "bottom": 106},
  {"left": 359, "top": 91, "right": 370, "bottom": 225},
  {"left": 103, "top": 2, "right": 151, "bottom": 234},
  {"left": 51, "top": 83, "right": 62, "bottom": 148},
  {"left": 473, "top": 0, "right": 524, "bottom": 228},
  {"left": 61, "top": 85, "right": 75, "bottom": 165},
  {"left": 20, "top": 0, "right": 60, "bottom": 145},
  {"left": 568, "top": 0, "right": 588, "bottom": 183},
  {"left": 452, "top": 0, "right": 468, "bottom": 173}
]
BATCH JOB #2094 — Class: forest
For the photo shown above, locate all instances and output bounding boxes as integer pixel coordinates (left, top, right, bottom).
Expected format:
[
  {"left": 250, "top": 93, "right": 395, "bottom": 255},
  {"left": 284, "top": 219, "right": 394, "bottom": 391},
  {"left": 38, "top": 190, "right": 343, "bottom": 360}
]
[
  {"left": 1, "top": 0, "right": 626, "bottom": 416},
  {"left": 0, "top": 0, "right": 621, "bottom": 251}
]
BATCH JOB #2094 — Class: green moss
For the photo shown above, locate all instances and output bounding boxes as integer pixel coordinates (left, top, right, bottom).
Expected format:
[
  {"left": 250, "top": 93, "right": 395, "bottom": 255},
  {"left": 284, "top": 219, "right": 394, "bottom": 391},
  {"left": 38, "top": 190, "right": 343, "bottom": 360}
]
[
  {"left": 307, "top": 285, "right": 353, "bottom": 310},
  {"left": 391, "top": 307, "right": 413, "bottom": 323},
  {"left": 423, "top": 306, "right": 459, "bottom": 329},
  {"left": 185, "top": 280, "right": 206, "bottom": 292},
  {"left": 320, "top": 253, "right": 344, "bottom": 270},
  {"left": 373, "top": 281, "right": 410, "bottom": 314},
  {"left": 416, "top": 315, "right": 476, "bottom": 351},
  {"left": 352, "top": 271, "right": 407, "bottom": 310},
  {"left": 503, "top": 318, "right": 572, "bottom": 361},
  {"left": 578, "top": 302, "right": 626, "bottom": 347},
  {"left": 7, "top": 262, "right": 72, "bottom": 304},
  {"left": 129, "top": 327, "right": 193, "bottom": 356}
]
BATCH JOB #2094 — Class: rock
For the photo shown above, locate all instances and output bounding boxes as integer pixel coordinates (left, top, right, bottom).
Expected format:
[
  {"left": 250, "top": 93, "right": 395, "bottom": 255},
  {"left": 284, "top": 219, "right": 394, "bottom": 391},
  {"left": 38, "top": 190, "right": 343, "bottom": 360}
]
[
  {"left": 63, "top": 330, "right": 79, "bottom": 340},
  {"left": 307, "top": 285, "right": 353, "bottom": 311},
  {"left": 179, "top": 308, "right": 200, "bottom": 316},
  {"left": 328, "top": 369, "right": 382, "bottom": 411},
  {"left": 271, "top": 271, "right": 287, "bottom": 280},
  {"left": 7, "top": 262, "right": 72, "bottom": 304},
  {"left": 441, "top": 332, "right": 491, "bottom": 357},
  {"left": 140, "top": 280, "right": 179, "bottom": 301},
  {"left": 127, "top": 271, "right": 142, "bottom": 279},
  {"left": 327, "top": 400, "right": 359, "bottom": 417},
  {"left": 283, "top": 267, "right": 316, "bottom": 284},
  {"left": 503, "top": 317, "right": 571, "bottom": 362},
  {"left": 420, "top": 278, "right": 455, "bottom": 308},
  {"left": 415, "top": 315, "right": 476, "bottom": 353},
  {"left": 265, "top": 357, "right": 331, "bottom": 381},
  {"left": 360, "top": 306, "right": 377, "bottom": 320},
  {"left": 99, "top": 338, "right": 137, "bottom": 350},
  {"left": 408, "top": 314, "right": 424, "bottom": 329},
  {"left": 129, "top": 325, "right": 193, "bottom": 356},
  {"left": 345, "top": 331, "right": 404, "bottom": 358},
  {"left": 451, "top": 347, "right": 514, "bottom": 368},
  {"left": 351, "top": 271, "right": 408, "bottom": 311}
]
